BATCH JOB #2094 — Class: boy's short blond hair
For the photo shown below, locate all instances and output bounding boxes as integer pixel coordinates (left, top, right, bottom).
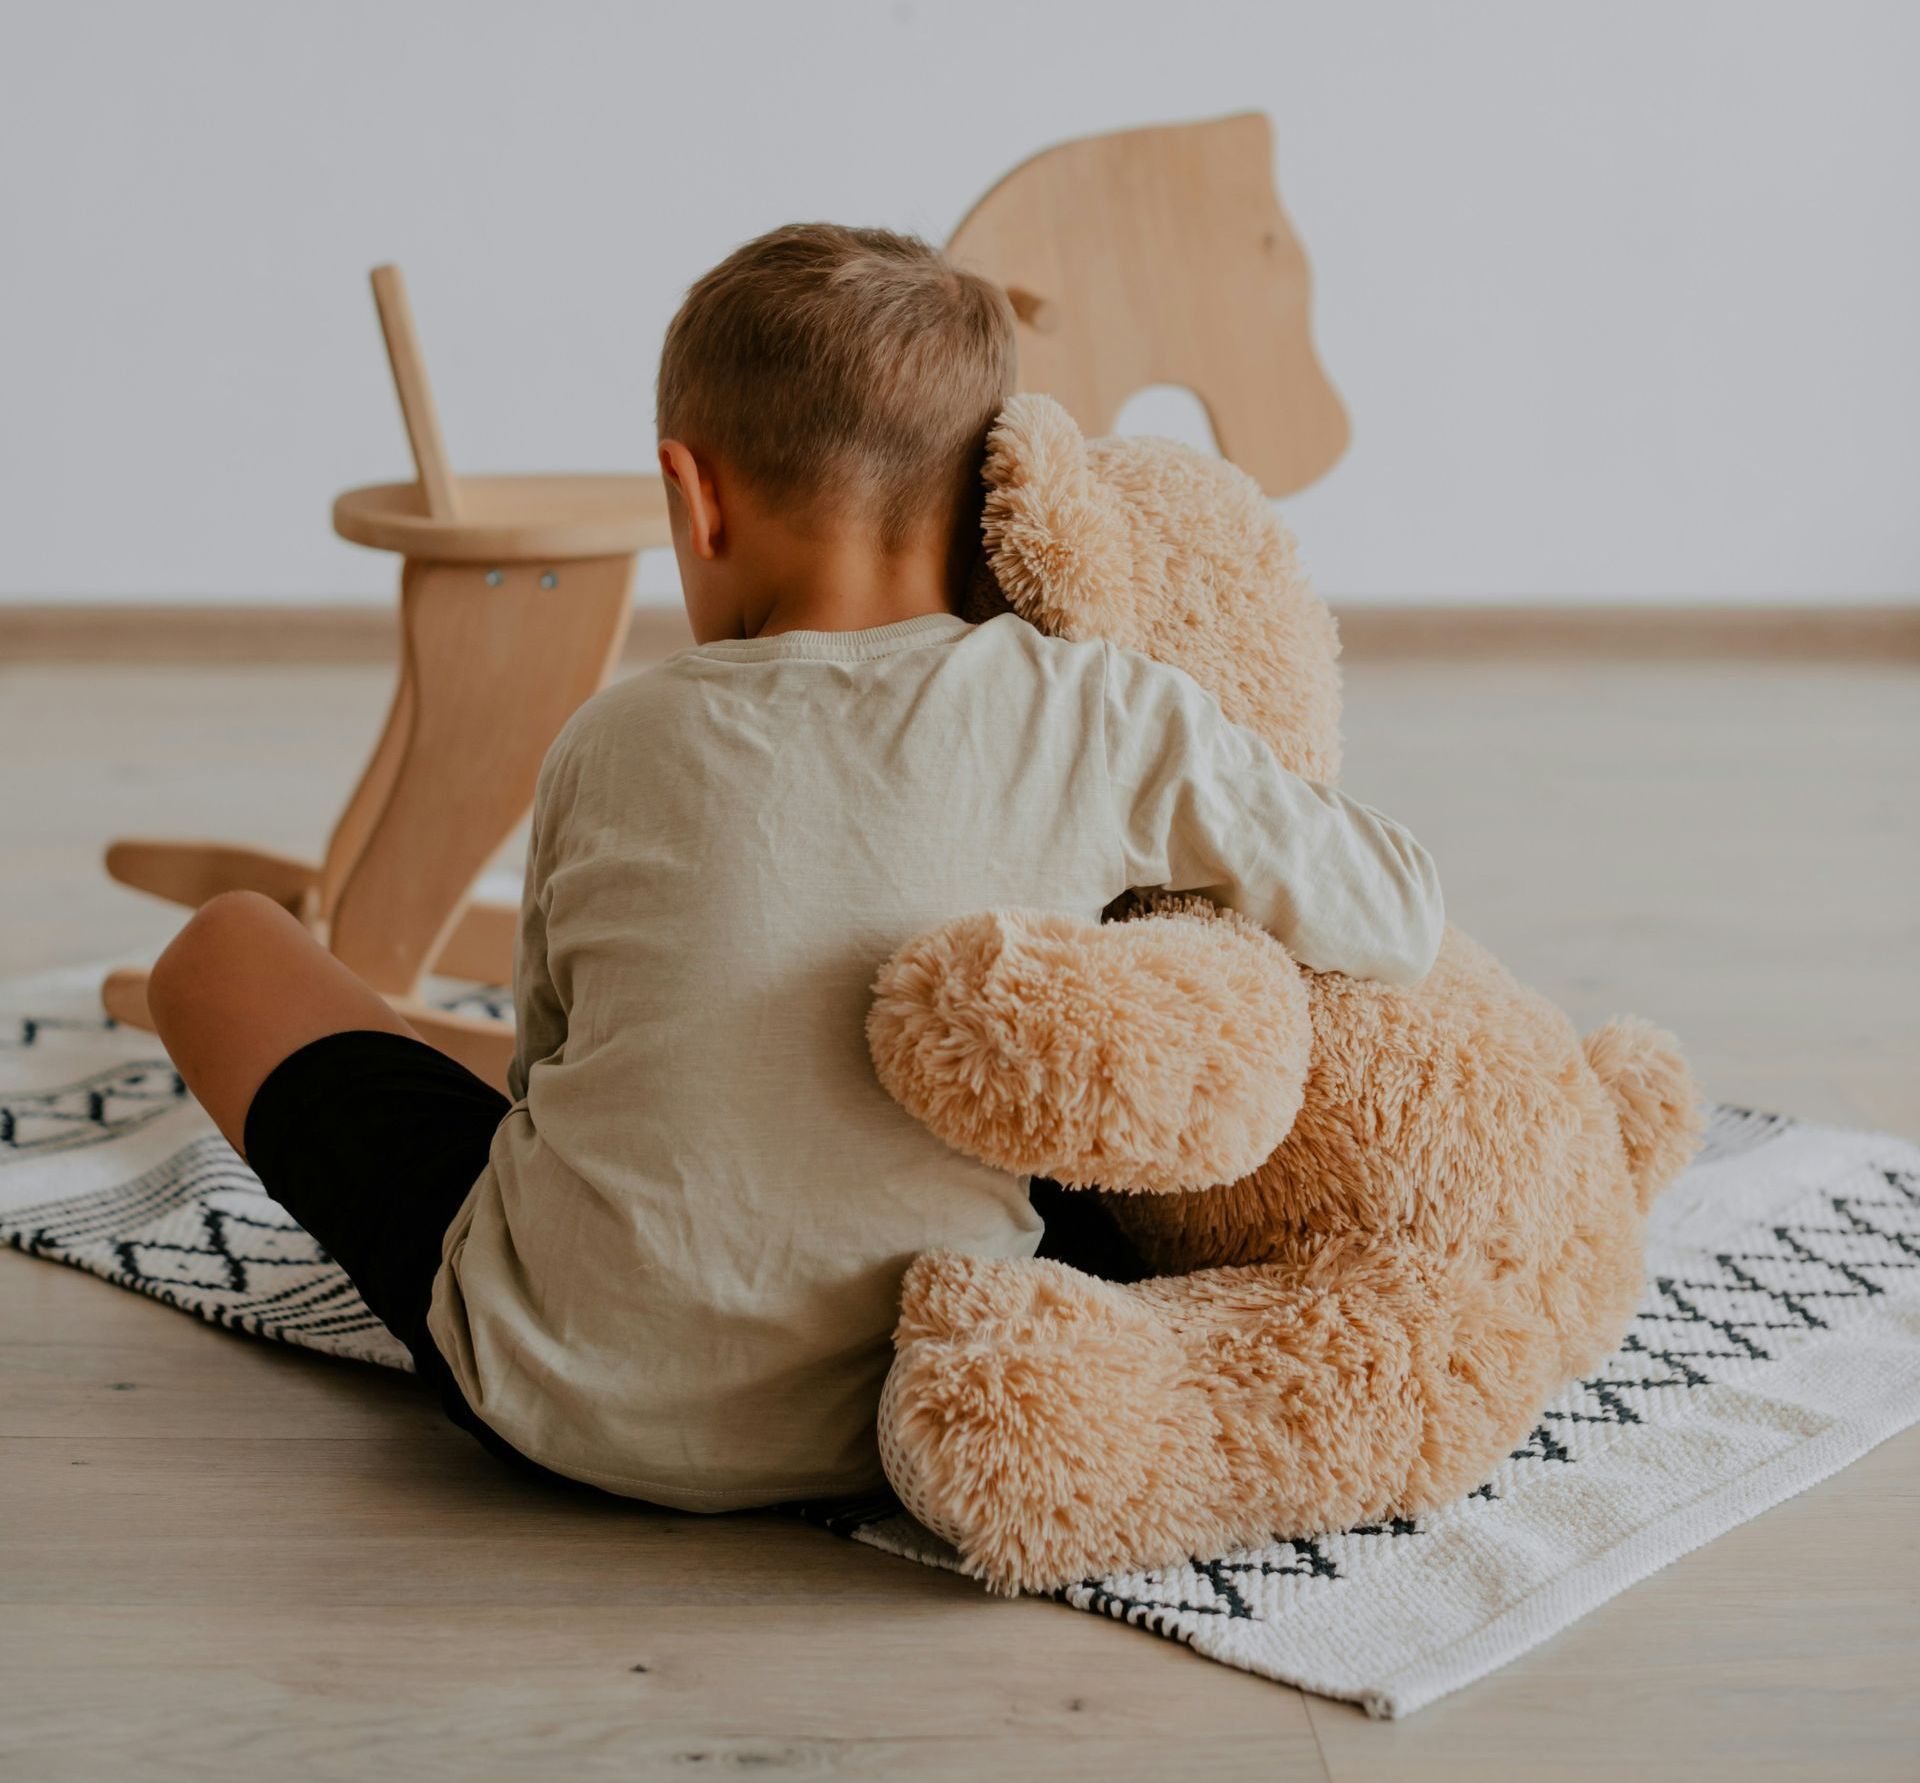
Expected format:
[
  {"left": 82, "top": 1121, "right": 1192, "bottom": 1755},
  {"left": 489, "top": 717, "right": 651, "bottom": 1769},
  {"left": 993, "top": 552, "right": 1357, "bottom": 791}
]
[{"left": 656, "top": 223, "right": 1017, "bottom": 549}]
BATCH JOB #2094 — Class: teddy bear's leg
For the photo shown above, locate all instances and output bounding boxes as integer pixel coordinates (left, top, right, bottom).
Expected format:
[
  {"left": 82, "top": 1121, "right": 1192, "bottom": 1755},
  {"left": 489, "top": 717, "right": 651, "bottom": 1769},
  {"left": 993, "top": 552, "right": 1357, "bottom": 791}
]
[
  {"left": 867, "top": 907, "right": 1310, "bottom": 1194},
  {"left": 879, "top": 1251, "right": 1215, "bottom": 1591},
  {"left": 879, "top": 1246, "right": 1557, "bottom": 1594}
]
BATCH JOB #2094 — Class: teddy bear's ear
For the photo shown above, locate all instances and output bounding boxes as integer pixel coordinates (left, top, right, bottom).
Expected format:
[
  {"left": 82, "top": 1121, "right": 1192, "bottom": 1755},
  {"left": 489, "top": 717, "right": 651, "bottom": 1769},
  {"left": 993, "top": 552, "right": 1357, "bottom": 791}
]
[
  {"left": 981, "top": 394, "right": 1133, "bottom": 639},
  {"left": 983, "top": 392, "right": 1087, "bottom": 495}
]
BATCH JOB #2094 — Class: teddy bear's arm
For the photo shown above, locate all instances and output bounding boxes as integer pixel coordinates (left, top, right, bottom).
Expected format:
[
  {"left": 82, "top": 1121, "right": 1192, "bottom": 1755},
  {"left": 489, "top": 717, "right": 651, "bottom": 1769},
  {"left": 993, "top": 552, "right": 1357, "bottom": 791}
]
[{"left": 867, "top": 903, "right": 1311, "bottom": 1194}]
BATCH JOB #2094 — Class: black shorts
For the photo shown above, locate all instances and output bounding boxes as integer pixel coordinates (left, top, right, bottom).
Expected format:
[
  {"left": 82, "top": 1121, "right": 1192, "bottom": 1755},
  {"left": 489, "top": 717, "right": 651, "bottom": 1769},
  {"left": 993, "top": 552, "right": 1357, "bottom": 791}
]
[
  {"left": 241, "top": 1031, "right": 1145, "bottom": 1497},
  {"left": 241, "top": 1029, "right": 573, "bottom": 1487}
]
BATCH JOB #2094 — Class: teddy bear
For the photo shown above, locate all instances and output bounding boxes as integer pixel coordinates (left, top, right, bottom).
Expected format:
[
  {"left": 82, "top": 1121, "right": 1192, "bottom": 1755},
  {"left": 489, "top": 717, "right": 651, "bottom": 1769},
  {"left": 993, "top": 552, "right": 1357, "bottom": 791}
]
[{"left": 863, "top": 394, "right": 1705, "bottom": 1594}]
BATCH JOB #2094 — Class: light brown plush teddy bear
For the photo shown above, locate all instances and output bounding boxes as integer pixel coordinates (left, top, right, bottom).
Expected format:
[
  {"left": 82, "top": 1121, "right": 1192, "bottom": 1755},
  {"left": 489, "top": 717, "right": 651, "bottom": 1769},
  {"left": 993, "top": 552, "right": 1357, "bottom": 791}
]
[{"left": 865, "top": 394, "right": 1705, "bottom": 1594}]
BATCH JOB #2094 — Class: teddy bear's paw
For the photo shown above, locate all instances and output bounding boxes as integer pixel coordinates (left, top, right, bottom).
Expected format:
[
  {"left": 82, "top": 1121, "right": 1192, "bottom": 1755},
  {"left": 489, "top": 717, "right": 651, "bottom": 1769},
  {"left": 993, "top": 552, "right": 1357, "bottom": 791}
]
[
  {"left": 868, "top": 908, "right": 1309, "bottom": 1193},
  {"left": 876, "top": 1283, "right": 1208, "bottom": 1593}
]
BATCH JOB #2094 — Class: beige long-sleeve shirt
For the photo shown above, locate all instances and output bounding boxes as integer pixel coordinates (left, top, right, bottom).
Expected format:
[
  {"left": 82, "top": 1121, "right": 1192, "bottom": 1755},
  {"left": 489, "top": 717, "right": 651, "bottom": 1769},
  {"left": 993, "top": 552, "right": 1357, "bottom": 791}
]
[{"left": 427, "top": 611, "right": 1442, "bottom": 1508}]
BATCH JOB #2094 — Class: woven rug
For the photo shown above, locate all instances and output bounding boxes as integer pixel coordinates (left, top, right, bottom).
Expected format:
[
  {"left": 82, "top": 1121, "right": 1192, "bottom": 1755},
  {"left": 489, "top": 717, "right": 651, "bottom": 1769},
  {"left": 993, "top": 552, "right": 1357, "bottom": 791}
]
[{"left": 6, "top": 965, "right": 1919, "bottom": 1717}]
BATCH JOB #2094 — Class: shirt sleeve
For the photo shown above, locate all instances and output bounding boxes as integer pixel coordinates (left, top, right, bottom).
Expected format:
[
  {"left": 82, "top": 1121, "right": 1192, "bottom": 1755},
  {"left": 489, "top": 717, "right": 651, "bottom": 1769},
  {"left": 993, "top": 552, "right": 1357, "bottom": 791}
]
[
  {"left": 1100, "top": 641, "right": 1444, "bottom": 987},
  {"left": 507, "top": 749, "right": 568, "bottom": 1103}
]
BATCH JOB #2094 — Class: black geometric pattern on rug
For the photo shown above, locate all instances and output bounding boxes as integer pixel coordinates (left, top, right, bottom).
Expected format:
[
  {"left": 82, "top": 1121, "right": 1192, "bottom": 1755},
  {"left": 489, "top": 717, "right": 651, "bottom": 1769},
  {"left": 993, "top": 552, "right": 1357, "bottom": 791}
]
[
  {"left": 11, "top": 971, "right": 1920, "bottom": 1715},
  {"left": 1691, "top": 1103, "right": 1794, "bottom": 1166},
  {"left": 0, "top": 1010, "right": 121, "bottom": 1051},
  {"left": 0, "top": 1132, "right": 401, "bottom": 1360},
  {"left": 7, "top": 1018, "right": 1914, "bottom": 1656},
  {"left": 0, "top": 1058, "right": 187, "bottom": 1161},
  {"left": 435, "top": 985, "right": 513, "bottom": 1024}
]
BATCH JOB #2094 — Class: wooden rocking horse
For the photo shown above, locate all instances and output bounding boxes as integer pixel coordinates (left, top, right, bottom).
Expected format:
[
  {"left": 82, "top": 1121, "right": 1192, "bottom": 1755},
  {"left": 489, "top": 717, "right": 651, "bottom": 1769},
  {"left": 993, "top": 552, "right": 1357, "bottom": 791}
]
[
  {"left": 102, "top": 112, "right": 1340, "bottom": 1092},
  {"left": 101, "top": 265, "right": 671, "bottom": 1088}
]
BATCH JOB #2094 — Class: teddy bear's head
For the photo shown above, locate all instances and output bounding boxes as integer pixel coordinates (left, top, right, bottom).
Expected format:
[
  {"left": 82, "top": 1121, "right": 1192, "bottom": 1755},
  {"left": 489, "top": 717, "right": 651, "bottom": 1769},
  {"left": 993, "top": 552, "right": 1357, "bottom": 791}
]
[{"left": 967, "top": 394, "right": 1345, "bottom": 785}]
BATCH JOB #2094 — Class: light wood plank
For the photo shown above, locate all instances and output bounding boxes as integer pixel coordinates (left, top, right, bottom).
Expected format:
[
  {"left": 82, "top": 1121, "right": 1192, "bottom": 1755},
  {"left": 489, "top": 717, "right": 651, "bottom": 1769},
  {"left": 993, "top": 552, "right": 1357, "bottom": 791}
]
[
  {"left": 322, "top": 554, "right": 632, "bottom": 1002},
  {"left": 0, "top": 1602, "right": 1324, "bottom": 1781}
]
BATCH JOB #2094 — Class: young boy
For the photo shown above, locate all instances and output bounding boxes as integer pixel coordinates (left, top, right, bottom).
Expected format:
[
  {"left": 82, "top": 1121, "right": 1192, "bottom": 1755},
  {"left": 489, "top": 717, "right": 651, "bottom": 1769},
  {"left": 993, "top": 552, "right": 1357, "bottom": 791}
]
[{"left": 148, "top": 224, "right": 1443, "bottom": 1507}]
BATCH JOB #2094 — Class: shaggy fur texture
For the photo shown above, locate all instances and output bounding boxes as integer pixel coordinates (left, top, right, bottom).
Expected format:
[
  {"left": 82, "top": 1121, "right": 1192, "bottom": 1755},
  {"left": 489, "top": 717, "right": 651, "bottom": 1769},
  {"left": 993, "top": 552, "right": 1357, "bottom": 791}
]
[
  {"left": 868, "top": 395, "right": 1706, "bottom": 1593},
  {"left": 868, "top": 905, "right": 1311, "bottom": 1194}
]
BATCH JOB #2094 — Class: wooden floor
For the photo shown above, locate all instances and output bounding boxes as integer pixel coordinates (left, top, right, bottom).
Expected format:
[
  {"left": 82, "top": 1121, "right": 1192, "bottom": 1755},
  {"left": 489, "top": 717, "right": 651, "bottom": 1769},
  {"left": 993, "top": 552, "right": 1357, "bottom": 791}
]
[{"left": 2, "top": 651, "right": 1916, "bottom": 1780}]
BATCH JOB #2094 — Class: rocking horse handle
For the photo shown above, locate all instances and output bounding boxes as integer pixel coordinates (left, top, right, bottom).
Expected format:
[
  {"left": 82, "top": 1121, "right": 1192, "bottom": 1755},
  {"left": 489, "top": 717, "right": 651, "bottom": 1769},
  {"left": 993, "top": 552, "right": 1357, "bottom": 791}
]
[{"left": 369, "top": 263, "right": 461, "bottom": 520}]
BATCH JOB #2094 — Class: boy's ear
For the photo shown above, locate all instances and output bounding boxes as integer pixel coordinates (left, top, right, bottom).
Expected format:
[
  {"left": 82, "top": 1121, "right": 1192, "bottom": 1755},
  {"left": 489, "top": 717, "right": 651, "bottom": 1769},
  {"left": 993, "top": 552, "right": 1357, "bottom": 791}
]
[{"left": 658, "top": 440, "right": 723, "bottom": 559}]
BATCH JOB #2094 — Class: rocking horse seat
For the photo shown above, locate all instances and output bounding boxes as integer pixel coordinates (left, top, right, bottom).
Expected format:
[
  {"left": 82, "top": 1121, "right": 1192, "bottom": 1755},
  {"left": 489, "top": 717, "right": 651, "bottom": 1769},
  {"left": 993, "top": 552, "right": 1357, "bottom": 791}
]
[{"left": 332, "top": 473, "right": 669, "bottom": 564}]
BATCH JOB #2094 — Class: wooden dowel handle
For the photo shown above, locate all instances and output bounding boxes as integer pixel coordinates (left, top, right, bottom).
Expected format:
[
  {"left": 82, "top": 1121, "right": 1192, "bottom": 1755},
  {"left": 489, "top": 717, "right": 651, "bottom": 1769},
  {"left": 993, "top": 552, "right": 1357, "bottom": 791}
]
[{"left": 369, "top": 264, "right": 460, "bottom": 520}]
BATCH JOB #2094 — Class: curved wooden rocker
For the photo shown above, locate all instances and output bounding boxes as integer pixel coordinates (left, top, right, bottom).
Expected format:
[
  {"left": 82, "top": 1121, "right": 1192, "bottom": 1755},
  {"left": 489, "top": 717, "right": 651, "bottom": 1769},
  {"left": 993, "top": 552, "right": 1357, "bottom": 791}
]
[{"left": 103, "top": 265, "right": 671, "bottom": 1089}]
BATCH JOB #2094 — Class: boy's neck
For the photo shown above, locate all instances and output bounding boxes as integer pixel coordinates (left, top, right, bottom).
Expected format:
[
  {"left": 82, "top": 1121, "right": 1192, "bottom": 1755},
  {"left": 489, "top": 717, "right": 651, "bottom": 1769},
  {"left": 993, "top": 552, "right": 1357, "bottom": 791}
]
[{"left": 738, "top": 532, "right": 955, "bottom": 639}]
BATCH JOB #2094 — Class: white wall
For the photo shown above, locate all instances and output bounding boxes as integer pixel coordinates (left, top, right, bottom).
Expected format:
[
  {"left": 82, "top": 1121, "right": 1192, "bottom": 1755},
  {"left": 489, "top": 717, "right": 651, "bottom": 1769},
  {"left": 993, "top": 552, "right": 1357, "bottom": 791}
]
[{"left": 3, "top": 0, "right": 1916, "bottom": 607}]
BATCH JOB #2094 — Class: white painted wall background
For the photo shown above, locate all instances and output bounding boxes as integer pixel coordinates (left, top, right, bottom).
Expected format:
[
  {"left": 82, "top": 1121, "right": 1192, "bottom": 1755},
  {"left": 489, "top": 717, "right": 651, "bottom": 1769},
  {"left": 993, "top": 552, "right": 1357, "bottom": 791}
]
[{"left": 3, "top": 0, "right": 1916, "bottom": 607}]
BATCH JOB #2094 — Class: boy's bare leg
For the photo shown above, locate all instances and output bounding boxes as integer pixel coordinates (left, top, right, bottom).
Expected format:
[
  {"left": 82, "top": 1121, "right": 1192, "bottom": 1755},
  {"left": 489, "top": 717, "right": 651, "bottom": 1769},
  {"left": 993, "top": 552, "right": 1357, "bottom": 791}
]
[{"left": 147, "top": 889, "right": 422, "bottom": 1158}]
